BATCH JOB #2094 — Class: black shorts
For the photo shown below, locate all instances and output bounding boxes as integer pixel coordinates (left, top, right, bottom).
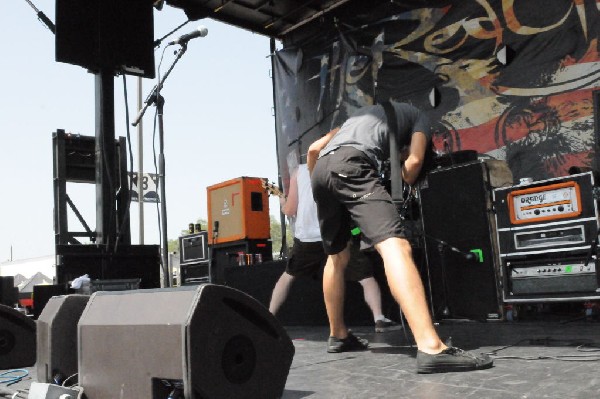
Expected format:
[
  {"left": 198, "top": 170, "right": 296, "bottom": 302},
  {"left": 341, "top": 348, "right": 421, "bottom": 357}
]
[
  {"left": 311, "top": 146, "right": 407, "bottom": 255},
  {"left": 345, "top": 238, "right": 376, "bottom": 282},
  {"left": 285, "top": 238, "right": 327, "bottom": 278},
  {"left": 285, "top": 237, "right": 375, "bottom": 281}
]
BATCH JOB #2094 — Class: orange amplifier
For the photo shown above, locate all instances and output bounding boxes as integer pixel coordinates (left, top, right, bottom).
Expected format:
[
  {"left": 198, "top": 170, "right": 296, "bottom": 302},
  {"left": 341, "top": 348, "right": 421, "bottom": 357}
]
[
  {"left": 506, "top": 181, "right": 582, "bottom": 224},
  {"left": 207, "top": 176, "right": 270, "bottom": 244},
  {"left": 493, "top": 172, "right": 600, "bottom": 302}
]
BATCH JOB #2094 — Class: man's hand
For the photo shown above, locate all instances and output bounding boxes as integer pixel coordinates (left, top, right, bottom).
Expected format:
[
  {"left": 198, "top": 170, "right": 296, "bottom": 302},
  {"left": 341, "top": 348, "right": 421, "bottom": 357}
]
[
  {"left": 402, "top": 131, "right": 428, "bottom": 185},
  {"left": 307, "top": 127, "right": 340, "bottom": 174}
]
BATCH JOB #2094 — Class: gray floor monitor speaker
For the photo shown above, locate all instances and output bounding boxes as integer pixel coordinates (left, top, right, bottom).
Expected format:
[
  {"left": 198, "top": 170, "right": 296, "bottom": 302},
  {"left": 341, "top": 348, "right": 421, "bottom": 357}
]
[
  {"left": 78, "top": 284, "right": 295, "bottom": 399},
  {"left": 0, "top": 304, "right": 36, "bottom": 369},
  {"left": 36, "top": 294, "right": 90, "bottom": 383}
]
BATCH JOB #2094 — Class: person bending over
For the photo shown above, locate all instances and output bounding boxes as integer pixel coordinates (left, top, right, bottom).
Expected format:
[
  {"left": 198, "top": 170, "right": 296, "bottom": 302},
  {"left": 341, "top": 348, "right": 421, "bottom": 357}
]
[{"left": 308, "top": 101, "right": 493, "bottom": 373}]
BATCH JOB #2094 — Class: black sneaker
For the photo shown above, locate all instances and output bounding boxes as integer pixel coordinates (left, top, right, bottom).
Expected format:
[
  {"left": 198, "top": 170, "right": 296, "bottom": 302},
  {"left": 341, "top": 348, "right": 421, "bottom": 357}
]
[
  {"left": 375, "top": 319, "right": 402, "bottom": 333},
  {"left": 417, "top": 347, "right": 493, "bottom": 373},
  {"left": 327, "top": 332, "right": 369, "bottom": 353}
]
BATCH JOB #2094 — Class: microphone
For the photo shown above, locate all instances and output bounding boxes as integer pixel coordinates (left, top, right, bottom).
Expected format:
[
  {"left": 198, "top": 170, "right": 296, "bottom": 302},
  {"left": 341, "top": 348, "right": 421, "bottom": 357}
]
[
  {"left": 463, "top": 252, "right": 477, "bottom": 262},
  {"left": 168, "top": 26, "right": 208, "bottom": 46},
  {"left": 437, "top": 239, "right": 479, "bottom": 262}
]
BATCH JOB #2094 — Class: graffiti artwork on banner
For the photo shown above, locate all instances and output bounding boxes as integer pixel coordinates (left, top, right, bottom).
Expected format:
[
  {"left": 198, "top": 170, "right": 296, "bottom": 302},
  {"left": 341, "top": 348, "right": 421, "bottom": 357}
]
[{"left": 273, "top": 0, "right": 599, "bottom": 183}]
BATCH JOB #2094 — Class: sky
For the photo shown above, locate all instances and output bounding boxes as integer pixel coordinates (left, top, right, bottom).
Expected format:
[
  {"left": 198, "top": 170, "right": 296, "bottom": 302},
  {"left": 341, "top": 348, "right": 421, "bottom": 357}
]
[{"left": 1, "top": 2, "right": 282, "bottom": 261}]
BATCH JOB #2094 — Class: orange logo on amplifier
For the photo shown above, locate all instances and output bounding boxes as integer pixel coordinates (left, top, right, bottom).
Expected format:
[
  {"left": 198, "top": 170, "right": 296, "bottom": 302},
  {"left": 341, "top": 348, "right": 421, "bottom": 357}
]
[{"left": 507, "top": 181, "right": 582, "bottom": 225}]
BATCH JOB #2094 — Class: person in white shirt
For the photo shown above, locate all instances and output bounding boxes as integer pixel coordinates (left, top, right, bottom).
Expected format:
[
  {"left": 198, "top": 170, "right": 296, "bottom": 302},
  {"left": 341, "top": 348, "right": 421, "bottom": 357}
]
[{"left": 269, "top": 163, "right": 399, "bottom": 333}]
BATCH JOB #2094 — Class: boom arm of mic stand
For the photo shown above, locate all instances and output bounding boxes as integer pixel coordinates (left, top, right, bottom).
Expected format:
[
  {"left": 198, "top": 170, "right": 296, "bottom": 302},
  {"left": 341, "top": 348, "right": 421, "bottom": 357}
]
[
  {"left": 132, "top": 44, "right": 188, "bottom": 127},
  {"left": 425, "top": 234, "right": 475, "bottom": 261}
]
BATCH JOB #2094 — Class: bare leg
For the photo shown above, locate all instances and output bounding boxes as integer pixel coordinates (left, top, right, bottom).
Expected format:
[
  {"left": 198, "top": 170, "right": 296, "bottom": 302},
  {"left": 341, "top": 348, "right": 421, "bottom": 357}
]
[
  {"left": 269, "top": 272, "right": 295, "bottom": 315},
  {"left": 375, "top": 237, "right": 446, "bottom": 354},
  {"left": 358, "top": 277, "right": 383, "bottom": 321},
  {"left": 322, "top": 245, "right": 351, "bottom": 338}
]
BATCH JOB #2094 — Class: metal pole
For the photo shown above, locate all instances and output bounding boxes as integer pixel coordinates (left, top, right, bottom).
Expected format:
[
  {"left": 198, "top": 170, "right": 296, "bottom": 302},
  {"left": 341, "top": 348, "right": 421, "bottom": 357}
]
[
  {"left": 137, "top": 76, "right": 144, "bottom": 244},
  {"left": 95, "top": 69, "right": 117, "bottom": 247},
  {"left": 156, "top": 95, "right": 170, "bottom": 288},
  {"left": 269, "top": 38, "right": 288, "bottom": 259},
  {"left": 132, "top": 45, "right": 188, "bottom": 287}
]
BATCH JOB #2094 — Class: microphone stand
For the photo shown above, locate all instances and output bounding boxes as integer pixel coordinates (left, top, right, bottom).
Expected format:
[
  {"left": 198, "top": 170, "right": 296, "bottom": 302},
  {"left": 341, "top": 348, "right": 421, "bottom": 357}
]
[
  {"left": 133, "top": 44, "right": 188, "bottom": 127},
  {"left": 436, "top": 242, "right": 452, "bottom": 319},
  {"left": 425, "top": 234, "right": 477, "bottom": 320},
  {"left": 132, "top": 43, "right": 189, "bottom": 288},
  {"left": 209, "top": 221, "right": 219, "bottom": 284}
]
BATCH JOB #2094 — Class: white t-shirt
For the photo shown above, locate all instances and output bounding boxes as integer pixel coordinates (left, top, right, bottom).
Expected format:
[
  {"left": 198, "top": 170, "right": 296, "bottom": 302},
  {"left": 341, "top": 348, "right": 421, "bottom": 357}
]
[{"left": 293, "top": 164, "right": 322, "bottom": 242}]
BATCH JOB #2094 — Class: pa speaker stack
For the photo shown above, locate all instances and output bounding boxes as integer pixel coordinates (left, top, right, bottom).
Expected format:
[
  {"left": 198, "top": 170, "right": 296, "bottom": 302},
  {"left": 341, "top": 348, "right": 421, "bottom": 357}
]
[{"left": 78, "top": 284, "right": 294, "bottom": 398}]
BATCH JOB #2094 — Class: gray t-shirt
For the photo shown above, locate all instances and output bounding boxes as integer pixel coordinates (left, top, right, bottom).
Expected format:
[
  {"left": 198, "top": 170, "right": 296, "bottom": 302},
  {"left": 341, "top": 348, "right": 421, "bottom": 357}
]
[{"left": 320, "top": 102, "right": 431, "bottom": 169}]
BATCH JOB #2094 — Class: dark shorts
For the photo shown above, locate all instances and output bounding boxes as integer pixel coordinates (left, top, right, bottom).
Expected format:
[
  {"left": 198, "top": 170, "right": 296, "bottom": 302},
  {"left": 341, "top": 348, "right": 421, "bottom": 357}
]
[
  {"left": 285, "top": 238, "right": 327, "bottom": 278},
  {"left": 311, "top": 146, "right": 407, "bottom": 255},
  {"left": 286, "top": 237, "right": 375, "bottom": 281},
  {"left": 345, "top": 238, "right": 377, "bottom": 282}
]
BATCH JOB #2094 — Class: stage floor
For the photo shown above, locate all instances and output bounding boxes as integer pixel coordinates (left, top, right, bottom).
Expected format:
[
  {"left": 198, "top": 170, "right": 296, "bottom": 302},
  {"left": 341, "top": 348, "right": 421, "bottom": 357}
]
[
  {"left": 4, "top": 319, "right": 600, "bottom": 398},
  {"left": 282, "top": 319, "right": 600, "bottom": 399}
]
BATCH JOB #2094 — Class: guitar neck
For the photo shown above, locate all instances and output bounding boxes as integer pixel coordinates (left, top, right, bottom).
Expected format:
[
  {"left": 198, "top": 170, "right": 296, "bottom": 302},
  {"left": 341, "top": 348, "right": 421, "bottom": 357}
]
[{"left": 261, "top": 179, "right": 285, "bottom": 198}]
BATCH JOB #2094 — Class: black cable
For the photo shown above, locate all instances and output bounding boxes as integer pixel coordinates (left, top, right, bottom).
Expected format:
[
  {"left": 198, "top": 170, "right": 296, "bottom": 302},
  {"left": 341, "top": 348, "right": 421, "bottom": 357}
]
[
  {"left": 101, "top": 122, "right": 116, "bottom": 252},
  {"left": 114, "top": 74, "right": 135, "bottom": 252},
  {"left": 287, "top": 105, "right": 341, "bottom": 148},
  {"left": 484, "top": 337, "right": 600, "bottom": 362}
]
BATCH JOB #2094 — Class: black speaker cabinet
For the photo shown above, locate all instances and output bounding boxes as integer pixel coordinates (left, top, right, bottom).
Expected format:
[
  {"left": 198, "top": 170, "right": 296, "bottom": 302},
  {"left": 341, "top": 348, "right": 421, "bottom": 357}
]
[
  {"left": 36, "top": 295, "right": 90, "bottom": 383},
  {"left": 419, "top": 159, "right": 512, "bottom": 321},
  {"left": 211, "top": 239, "right": 273, "bottom": 284},
  {"left": 78, "top": 284, "right": 295, "bottom": 399},
  {"left": 180, "top": 261, "right": 210, "bottom": 286},
  {"left": 0, "top": 276, "right": 18, "bottom": 307},
  {"left": 55, "top": 244, "right": 161, "bottom": 289},
  {"left": 0, "top": 304, "right": 36, "bottom": 369},
  {"left": 33, "top": 284, "right": 71, "bottom": 319},
  {"left": 55, "top": 0, "right": 155, "bottom": 78}
]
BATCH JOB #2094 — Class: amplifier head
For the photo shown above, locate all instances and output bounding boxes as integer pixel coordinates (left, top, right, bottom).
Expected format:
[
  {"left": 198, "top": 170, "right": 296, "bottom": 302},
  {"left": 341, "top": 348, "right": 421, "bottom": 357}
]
[
  {"left": 507, "top": 181, "right": 582, "bottom": 224},
  {"left": 494, "top": 171, "right": 598, "bottom": 230},
  {"left": 179, "top": 231, "right": 209, "bottom": 264}
]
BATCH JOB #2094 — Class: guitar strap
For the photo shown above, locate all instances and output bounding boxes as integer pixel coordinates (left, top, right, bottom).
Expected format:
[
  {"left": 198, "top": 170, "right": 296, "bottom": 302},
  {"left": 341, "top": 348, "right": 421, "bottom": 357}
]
[{"left": 381, "top": 101, "right": 404, "bottom": 202}]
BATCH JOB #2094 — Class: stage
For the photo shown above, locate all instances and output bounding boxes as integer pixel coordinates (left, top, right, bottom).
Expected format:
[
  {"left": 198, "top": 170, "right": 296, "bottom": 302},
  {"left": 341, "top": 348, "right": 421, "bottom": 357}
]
[
  {"left": 281, "top": 319, "right": 600, "bottom": 399},
  {"left": 4, "top": 316, "right": 600, "bottom": 398}
]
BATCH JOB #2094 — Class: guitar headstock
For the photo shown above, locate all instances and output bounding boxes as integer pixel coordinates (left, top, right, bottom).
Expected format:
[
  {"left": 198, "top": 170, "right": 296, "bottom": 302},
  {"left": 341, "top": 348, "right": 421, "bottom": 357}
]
[{"left": 261, "top": 178, "right": 285, "bottom": 198}]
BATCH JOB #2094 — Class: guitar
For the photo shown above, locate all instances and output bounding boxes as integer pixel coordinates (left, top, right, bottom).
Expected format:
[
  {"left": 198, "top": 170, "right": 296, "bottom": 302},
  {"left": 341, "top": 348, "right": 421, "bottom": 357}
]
[{"left": 261, "top": 179, "right": 285, "bottom": 198}]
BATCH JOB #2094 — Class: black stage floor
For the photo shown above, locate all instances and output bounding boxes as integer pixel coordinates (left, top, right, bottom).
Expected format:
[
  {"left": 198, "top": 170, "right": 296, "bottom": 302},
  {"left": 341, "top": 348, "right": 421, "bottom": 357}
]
[
  {"left": 3, "top": 319, "right": 600, "bottom": 398},
  {"left": 281, "top": 320, "right": 600, "bottom": 399}
]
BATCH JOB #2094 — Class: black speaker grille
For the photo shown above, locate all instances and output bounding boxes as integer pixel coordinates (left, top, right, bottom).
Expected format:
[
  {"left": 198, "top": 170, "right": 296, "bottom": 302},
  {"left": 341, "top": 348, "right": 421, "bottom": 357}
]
[{"left": 420, "top": 161, "right": 501, "bottom": 320}]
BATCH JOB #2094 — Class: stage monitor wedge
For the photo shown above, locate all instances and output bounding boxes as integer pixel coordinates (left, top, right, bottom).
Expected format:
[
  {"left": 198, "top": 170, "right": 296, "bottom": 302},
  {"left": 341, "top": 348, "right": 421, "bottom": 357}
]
[
  {"left": 55, "top": 0, "right": 155, "bottom": 78},
  {"left": 78, "top": 284, "right": 295, "bottom": 399},
  {"left": 36, "top": 294, "right": 90, "bottom": 383},
  {"left": 0, "top": 304, "right": 36, "bottom": 369}
]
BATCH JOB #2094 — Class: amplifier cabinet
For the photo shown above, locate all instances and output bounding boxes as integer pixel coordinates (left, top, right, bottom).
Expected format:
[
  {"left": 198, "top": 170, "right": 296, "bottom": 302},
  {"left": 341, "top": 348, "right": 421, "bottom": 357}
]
[
  {"left": 493, "top": 171, "right": 600, "bottom": 302},
  {"left": 207, "top": 177, "right": 270, "bottom": 244},
  {"left": 419, "top": 159, "right": 512, "bottom": 320},
  {"left": 179, "top": 231, "right": 209, "bottom": 264},
  {"left": 210, "top": 239, "right": 273, "bottom": 285},
  {"left": 500, "top": 254, "right": 600, "bottom": 302},
  {"left": 180, "top": 261, "right": 210, "bottom": 286}
]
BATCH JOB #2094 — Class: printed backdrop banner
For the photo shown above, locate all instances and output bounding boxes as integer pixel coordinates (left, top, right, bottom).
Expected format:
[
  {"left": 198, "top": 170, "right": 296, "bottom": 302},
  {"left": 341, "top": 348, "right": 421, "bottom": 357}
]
[{"left": 273, "top": 0, "right": 600, "bottom": 192}]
